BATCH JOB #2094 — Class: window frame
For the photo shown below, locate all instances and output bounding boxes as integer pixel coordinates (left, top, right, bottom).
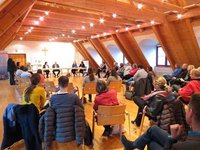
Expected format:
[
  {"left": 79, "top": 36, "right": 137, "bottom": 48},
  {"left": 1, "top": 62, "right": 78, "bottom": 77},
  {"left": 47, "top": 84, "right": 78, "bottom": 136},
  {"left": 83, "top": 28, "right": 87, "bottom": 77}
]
[{"left": 156, "top": 45, "right": 170, "bottom": 67}]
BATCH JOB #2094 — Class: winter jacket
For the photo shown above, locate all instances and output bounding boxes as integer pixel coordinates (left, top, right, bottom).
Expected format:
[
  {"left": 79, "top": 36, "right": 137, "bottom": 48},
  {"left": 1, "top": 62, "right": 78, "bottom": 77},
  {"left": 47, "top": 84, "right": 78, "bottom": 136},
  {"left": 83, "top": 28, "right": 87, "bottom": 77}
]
[{"left": 39, "top": 105, "right": 85, "bottom": 149}]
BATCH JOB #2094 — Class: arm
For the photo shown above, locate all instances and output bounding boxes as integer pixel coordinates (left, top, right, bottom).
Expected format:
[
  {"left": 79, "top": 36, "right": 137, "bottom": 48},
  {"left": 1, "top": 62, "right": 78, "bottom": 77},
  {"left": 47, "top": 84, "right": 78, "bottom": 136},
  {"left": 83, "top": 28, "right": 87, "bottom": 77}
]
[
  {"left": 178, "top": 83, "right": 193, "bottom": 102},
  {"left": 74, "top": 94, "right": 84, "bottom": 109}
]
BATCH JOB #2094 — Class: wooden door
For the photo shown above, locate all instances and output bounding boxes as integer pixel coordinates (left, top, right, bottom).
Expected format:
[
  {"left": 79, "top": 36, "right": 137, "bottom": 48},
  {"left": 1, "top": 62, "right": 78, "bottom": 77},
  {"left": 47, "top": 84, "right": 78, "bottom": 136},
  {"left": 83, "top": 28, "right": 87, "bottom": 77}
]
[{"left": 8, "top": 53, "right": 26, "bottom": 66}]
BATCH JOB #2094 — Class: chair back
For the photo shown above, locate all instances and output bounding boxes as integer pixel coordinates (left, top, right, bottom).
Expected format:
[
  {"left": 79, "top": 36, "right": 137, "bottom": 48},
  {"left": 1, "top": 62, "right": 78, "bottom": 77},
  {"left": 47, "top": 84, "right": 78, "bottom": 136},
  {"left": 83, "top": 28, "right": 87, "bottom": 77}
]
[
  {"left": 83, "top": 82, "right": 97, "bottom": 94},
  {"left": 108, "top": 81, "right": 122, "bottom": 92},
  {"left": 97, "top": 104, "right": 126, "bottom": 126},
  {"left": 45, "top": 81, "right": 56, "bottom": 93},
  {"left": 68, "top": 82, "right": 74, "bottom": 93}
]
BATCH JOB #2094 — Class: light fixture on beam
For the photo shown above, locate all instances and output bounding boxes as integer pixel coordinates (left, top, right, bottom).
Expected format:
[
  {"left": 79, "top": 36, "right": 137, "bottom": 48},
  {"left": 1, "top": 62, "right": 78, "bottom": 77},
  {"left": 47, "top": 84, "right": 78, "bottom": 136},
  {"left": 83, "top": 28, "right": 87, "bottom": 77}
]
[
  {"left": 103, "top": 32, "right": 107, "bottom": 36},
  {"left": 99, "top": 18, "right": 105, "bottom": 23},
  {"left": 28, "top": 29, "right": 32, "bottom": 32},
  {"left": 19, "top": 37, "right": 23, "bottom": 40},
  {"left": 115, "top": 29, "right": 119, "bottom": 32},
  {"left": 62, "top": 34, "right": 65, "bottom": 37},
  {"left": 49, "top": 39, "right": 52, "bottom": 41},
  {"left": 81, "top": 25, "right": 85, "bottom": 29},
  {"left": 71, "top": 30, "right": 76, "bottom": 34},
  {"left": 45, "top": 11, "right": 49, "bottom": 15},
  {"left": 30, "top": 27, "right": 34, "bottom": 29},
  {"left": 34, "top": 21, "right": 39, "bottom": 25},
  {"left": 177, "top": 14, "right": 182, "bottom": 19},
  {"left": 90, "top": 23, "right": 94, "bottom": 27},
  {"left": 137, "top": 3, "right": 143, "bottom": 10},
  {"left": 125, "top": 27, "right": 129, "bottom": 31},
  {"left": 137, "top": 24, "right": 141, "bottom": 28},
  {"left": 150, "top": 20, "right": 155, "bottom": 25},
  {"left": 39, "top": 16, "right": 44, "bottom": 21},
  {"left": 112, "top": 13, "right": 117, "bottom": 18}
]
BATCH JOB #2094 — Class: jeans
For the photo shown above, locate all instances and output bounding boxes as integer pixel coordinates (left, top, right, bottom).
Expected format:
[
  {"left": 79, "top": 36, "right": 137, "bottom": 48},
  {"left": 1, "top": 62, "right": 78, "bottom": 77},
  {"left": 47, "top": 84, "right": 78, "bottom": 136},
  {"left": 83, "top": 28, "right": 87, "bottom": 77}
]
[{"left": 133, "top": 125, "right": 174, "bottom": 150}]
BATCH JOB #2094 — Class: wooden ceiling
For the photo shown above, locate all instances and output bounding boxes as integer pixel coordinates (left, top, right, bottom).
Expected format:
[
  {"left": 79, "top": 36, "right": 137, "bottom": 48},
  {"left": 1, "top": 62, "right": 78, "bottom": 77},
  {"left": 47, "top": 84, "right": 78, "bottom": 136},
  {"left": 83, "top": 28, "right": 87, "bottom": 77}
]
[
  {"left": 0, "top": 0, "right": 200, "bottom": 43},
  {"left": 1, "top": 0, "right": 200, "bottom": 69}
]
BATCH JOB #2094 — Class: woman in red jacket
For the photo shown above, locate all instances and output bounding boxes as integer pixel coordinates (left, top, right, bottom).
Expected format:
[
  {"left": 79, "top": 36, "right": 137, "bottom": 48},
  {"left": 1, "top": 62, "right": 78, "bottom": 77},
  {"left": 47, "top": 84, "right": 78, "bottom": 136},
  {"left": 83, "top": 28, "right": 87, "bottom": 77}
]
[
  {"left": 93, "top": 80, "right": 119, "bottom": 137},
  {"left": 178, "top": 69, "right": 200, "bottom": 103}
]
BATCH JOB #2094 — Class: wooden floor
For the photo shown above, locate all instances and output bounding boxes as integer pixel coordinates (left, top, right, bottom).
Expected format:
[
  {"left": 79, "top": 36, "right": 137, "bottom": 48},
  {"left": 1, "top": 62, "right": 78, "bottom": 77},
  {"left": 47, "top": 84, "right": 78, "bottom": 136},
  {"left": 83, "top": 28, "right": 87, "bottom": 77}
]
[{"left": 0, "top": 76, "right": 149, "bottom": 150}]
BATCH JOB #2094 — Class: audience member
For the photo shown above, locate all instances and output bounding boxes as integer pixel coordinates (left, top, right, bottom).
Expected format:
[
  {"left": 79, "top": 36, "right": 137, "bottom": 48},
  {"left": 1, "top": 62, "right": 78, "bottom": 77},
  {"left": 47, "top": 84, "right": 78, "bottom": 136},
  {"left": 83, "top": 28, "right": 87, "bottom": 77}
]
[
  {"left": 7, "top": 57, "right": 17, "bottom": 85},
  {"left": 117, "top": 63, "right": 125, "bottom": 78},
  {"left": 20, "top": 67, "right": 32, "bottom": 78},
  {"left": 121, "top": 93, "right": 200, "bottom": 150},
  {"left": 15, "top": 66, "right": 24, "bottom": 76},
  {"left": 82, "top": 68, "right": 98, "bottom": 102},
  {"left": 96, "top": 61, "right": 107, "bottom": 78},
  {"left": 43, "top": 62, "right": 50, "bottom": 78},
  {"left": 106, "top": 69, "right": 122, "bottom": 86},
  {"left": 71, "top": 61, "right": 78, "bottom": 77},
  {"left": 16, "top": 62, "right": 21, "bottom": 69},
  {"left": 22, "top": 73, "right": 46, "bottom": 113},
  {"left": 52, "top": 62, "right": 60, "bottom": 78},
  {"left": 178, "top": 69, "right": 200, "bottom": 103},
  {"left": 122, "top": 63, "right": 132, "bottom": 80},
  {"left": 37, "top": 69, "right": 45, "bottom": 88},
  {"left": 94, "top": 80, "right": 119, "bottom": 136},
  {"left": 132, "top": 76, "right": 174, "bottom": 127}
]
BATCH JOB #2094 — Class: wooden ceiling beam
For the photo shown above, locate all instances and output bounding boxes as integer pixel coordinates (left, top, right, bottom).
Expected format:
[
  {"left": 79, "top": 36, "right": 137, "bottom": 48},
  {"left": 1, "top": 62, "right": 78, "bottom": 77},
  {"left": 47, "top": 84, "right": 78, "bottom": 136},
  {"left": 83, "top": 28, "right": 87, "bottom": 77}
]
[
  {"left": 112, "top": 34, "right": 134, "bottom": 64},
  {"left": 89, "top": 38, "right": 115, "bottom": 68},
  {"left": 115, "top": 31, "right": 150, "bottom": 68},
  {"left": 76, "top": 42, "right": 99, "bottom": 69},
  {"left": 0, "top": 0, "right": 36, "bottom": 36},
  {"left": 37, "top": 0, "right": 165, "bottom": 23}
]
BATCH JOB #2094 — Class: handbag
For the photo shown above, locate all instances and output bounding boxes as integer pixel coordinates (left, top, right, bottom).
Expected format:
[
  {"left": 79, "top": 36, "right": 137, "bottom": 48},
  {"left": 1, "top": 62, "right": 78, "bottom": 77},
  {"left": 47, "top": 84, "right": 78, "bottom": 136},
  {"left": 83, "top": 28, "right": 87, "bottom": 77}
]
[{"left": 125, "top": 91, "right": 134, "bottom": 100}]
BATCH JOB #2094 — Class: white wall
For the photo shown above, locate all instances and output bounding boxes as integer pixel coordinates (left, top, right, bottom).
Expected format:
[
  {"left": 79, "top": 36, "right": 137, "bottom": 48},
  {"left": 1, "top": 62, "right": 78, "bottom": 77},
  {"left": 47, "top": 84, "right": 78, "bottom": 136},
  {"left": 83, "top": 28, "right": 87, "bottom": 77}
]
[{"left": 5, "top": 41, "right": 84, "bottom": 68}]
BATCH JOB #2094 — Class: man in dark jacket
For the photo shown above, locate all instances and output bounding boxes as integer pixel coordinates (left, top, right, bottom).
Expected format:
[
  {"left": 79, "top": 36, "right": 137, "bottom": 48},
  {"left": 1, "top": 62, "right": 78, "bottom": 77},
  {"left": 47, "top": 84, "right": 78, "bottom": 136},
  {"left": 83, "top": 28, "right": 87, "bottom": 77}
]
[
  {"left": 121, "top": 93, "right": 200, "bottom": 150},
  {"left": 7, "top": 57, "right": 16, "bottom": 85}
]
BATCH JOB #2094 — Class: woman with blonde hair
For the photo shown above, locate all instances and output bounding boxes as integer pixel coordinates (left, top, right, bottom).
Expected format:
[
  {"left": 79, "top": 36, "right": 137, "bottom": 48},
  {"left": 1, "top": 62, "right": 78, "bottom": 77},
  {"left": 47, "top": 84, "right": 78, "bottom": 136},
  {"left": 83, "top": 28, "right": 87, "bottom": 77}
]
[{"left": 132, "top": 76, "right": 175, "bottom": 127}]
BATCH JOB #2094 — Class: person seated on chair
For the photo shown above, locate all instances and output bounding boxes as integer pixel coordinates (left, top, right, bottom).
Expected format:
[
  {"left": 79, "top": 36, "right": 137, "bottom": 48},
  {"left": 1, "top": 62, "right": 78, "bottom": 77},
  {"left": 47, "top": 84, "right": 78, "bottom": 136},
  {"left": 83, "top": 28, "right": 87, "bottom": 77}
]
[
  {"left": 96, "top": 61, "right": 107, "bottom": 78},
  {"left": 79, "top": 61, "right": 86, "bottom": 76},
  {"left": 178, "top": 69, "right": 200, "bottom": 103},
  {"left": 82, "top": 67, "right": 98, "bottom": 102},
  {"left": 43, "top": 62, "right": 50, "bottom": 78},
  {"left": 71, "top": 61, "right": 78, "bottom": 77},
  {"left": 93, "top": 80, "right": 119, "bottom": 137},
  {"left": 106, "top": 69, "right": 122, "bottom": 86},
  {"left": 37, "top": 69, "right": 45, "bottom": 88},
  {"left": 132, "top": 76, "right": 175, "bottom": 127},
  {"left": 52, "top": 62, "right": 60, "bottom": 78},
  {"left": 121, "top": 93, "right": 200, "bottom": 150},
  {"left": 125, "top": 64, "right": 148, "bottom": 92},
  {"left": 22, "top": 73, "right": 46, "bottom": 113},
  {"left": 117, "top": 63, "right": 125, "bottom": 78},
  {"left": 20, "top": 66, "right": 32, "bottom": 78}
]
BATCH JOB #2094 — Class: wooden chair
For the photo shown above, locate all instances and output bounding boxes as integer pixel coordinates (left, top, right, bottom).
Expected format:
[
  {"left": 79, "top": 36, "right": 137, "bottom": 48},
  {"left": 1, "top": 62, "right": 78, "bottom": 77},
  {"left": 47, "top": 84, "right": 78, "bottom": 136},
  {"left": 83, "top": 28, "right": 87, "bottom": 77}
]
[
  {"left": 68, "top": 82, "right": 80, "bottom": 97},
  {"left": 45, "top": 81, "right": 57, "bottom": 97},
  {"left": 108, "top": 81, "right": 124, "bottom": 93},
  {"left": 82, "top": 82, "right": 97, "bottom": 102},
  {"left": 92, "top": 104, "right": 130, "bottom": 138}
]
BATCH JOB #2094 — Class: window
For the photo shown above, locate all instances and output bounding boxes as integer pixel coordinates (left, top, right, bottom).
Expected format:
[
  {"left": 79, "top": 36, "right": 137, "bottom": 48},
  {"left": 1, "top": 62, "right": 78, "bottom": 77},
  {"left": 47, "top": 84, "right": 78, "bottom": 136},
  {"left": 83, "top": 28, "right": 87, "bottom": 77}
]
[{"left": 156, "top": 45, "right": 170, "bottom": 66}]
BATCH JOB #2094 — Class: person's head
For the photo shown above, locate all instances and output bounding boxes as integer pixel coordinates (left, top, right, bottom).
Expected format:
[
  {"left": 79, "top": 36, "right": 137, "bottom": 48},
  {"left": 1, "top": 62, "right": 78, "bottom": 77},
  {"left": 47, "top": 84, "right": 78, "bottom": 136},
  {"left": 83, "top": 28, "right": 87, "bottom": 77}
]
[
  {"left": 120, "top": 63, "right": 124, "bottom": 67},
  {"left": 154, "top": 76, "right": 170, "bottom": 92},
  {"left": 22, "top": 67, "right": 28, "bottom": 71},
  {"left": 190, "top": 69, "right": 200, "bottom": 79},
  {"left": 132, "top": 63, "right": 138, "bottom": 69},
  {"left": 175, "top": 64, "right": 180, "bottom": 68},
  {"left": 37, "top": 69, "right": 42, "bottom": 74},
  {"left": 44, "top": 62, "right": 47, "bottom": 65},
  {"left": 88, "top": 67, "right": 93, "bottom": 75},
  {"left": 16, "top": 62, "right": 20, "bottom": 67},
  {"left": 54, "top": 61, "right": 57, "bottom": 64},
  {"left": 88, "top": 67, "right": 95, "bottom": 81},
  {"left": 187, "top": 65, "right": 195, "bottom": 73},
  {"left": 110, "top": 69, "right": 118, "bottom": 79},
  {"left": 96, "top": 80, "right": 108, "bottom": 94},
  {"left": 58, "top": 76, "right": 69, "bottom": 88},
  {"left": 137, "top": 64, "right": 144, "bottom": 69},
  {"left": 24, "top": 73, "right": 41, "bottom": 103},
  {"left": 186, "top": 93, "right": 200, "bottom": 127},
  {"left": 147, "top": 66, "right": 153, "bottom": 72},
  {"left": 182, "top": 63, "right": 188, "bottom": 69}
]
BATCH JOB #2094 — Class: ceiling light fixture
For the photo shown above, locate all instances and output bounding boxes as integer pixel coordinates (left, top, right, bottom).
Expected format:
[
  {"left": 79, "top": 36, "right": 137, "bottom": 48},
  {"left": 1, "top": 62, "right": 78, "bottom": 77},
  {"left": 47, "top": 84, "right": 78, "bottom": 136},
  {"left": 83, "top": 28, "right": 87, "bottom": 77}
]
[
  {"left": 137, "top": 3, "right": 143, "bottom": 9},
  {"left": 150, "top": 20, "right": 155, "bottom": 25},
  {"left": 39, "top": 16, "right": 44, "bottom": 21},
  {"left": 28, "top": 29, "right": 32, "bottom": 32},
  {"left": 177, "top": 14, "right": 182, "bottom": 19},
  {"left": 24, "top": 32, "right": 29, "bottom": 35},
  {"left": 19, "top": 37, "right": 23, "bottom": 40},
  {"left": 103, "top": 32, "right": 107, "bottom": 36},
  {"left": 62, "top": 34, "right": 65, "bottom": 37},
  {"left": 115, "top": 29, "right": 119, "bottom": 32},
  {"left": 125, "top": 27, "right": 129, "bottom": 31},
  {"left": 137, "top": 24, "right": 141, "bottom": 28},
  {"left": 81, "top": 25, "right": 85, "bottom": 29},
  {"left": 71, "top": 30, "right": 76, "bottom": 34},
  {"left": 99, "top": 18, "right": 105, "bottom": 23},
  {"left": 112, "top": 13, "right": 117, "bottom": 18},
  {"left": 45, "top": 11, "right": 49, "bottom": 15},
  {"left": 90, "top": 23, "right": 94, "bottom": 27},
  {"left": 30, "top": 27, "right": 34, "bottom": 29},
  {"left": 34, "top": 21, "right": 39, "bottom": 25},
  {"left": 49, "top": 39, "right": 52, "bottom": 41}
]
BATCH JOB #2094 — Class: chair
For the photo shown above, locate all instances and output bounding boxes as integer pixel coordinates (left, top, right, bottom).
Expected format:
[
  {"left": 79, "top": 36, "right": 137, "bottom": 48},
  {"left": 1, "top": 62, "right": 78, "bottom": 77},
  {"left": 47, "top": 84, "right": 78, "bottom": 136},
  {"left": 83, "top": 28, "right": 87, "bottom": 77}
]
[
  {"left": 82, "top": 82, "right": 97, "bottom": 102},
  {"left": 45, "top": 81, "right": 57, "bottom": 96},
  {"left": 68, "top": 82, "right": 80, "bottom": 97},
  {"left": 108, "top": 81, "right": 124, "bottom": 93},
  {"left": 92, "top": 104, "right": 130, "bottom": 138}
]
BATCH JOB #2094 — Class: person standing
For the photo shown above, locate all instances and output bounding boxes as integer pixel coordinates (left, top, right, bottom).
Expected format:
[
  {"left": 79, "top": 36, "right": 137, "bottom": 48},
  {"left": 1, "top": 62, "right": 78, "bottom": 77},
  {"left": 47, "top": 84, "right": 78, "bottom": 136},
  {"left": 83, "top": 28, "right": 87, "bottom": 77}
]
[
  {"left": 7, "top": 57, "right": 16, "bottom": 85},
  {"left": 43, "top": 62, "right": 50, "bottom": 78},
  {"left": 79, "top": 61, "right": 86, "bottom": 76},
  {"left": 52, "top": 62, "right": 60, "bottom": 78}
]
